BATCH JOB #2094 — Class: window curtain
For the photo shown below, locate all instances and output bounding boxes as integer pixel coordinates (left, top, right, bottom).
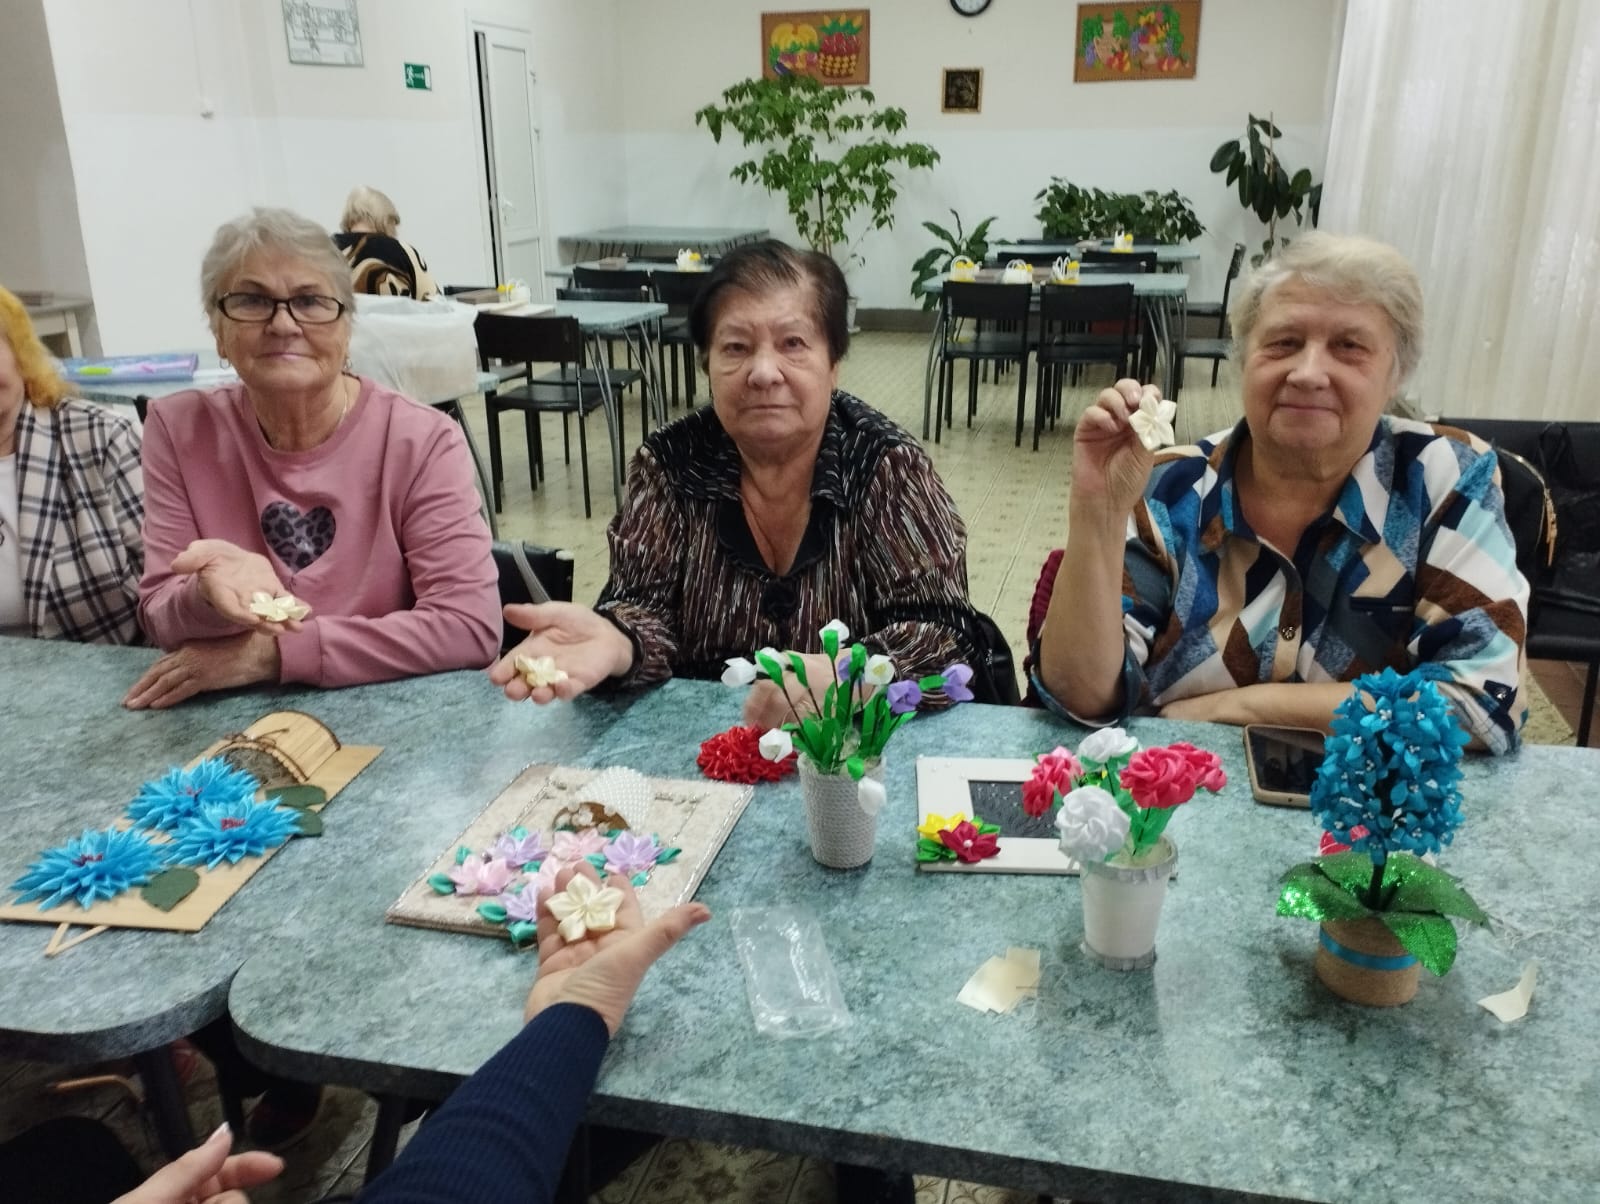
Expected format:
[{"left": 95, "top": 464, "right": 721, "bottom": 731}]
[{"left": 1321, "top": 0, "right": 1600, "bottom": 420}]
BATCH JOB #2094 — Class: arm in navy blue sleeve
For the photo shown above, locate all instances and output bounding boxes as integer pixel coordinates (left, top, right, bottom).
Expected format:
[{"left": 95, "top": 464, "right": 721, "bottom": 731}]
[{"left": 358, "top": 1003, "right": 609, "bottom": 1203}]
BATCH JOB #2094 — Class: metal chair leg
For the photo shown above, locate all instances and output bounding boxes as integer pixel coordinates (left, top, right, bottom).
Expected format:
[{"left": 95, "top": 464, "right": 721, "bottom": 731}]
[
  {"left": 484, "top": 394, "right": 504, "bottom": 513},
  {"left": 1579, "top": 660, "right": 1598, "bottom": 748},
  {"left": 133, "top": 1047, "right": 194, "bottom": 1161},
  {"left": 577, "top": 406, "right": 592, "bottom": 519},
  {"left": 364, "top": 1093, "right": 409, "bottom": 1181}
]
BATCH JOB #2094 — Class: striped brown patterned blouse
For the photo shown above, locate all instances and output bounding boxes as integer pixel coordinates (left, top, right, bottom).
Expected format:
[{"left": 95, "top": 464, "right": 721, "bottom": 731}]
[{"left": 595, "top": 391, "right": 977, "bottom": 693}]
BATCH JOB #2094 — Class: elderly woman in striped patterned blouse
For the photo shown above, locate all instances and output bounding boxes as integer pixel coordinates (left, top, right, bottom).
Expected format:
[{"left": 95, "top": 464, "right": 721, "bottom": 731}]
[
  {"left": 490, "top": 240, "right": 978, "bottom": 722},
  {"left": 1031, "top": 232, "right": 1528, "bottom": 753}
]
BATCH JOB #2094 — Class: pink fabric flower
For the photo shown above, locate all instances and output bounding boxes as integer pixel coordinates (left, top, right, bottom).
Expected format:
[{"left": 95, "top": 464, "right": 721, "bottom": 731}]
[
  {"left": 1023, "top": 747, "right": 1084, "bottom": 817},
  {"left": 1120, "top": 747, "right": 1198, "bottom": 810},
  {"left": 529, "top": 857, "right": 565, "bottom": 903},
  {"left": 938, "top": 821, "right": 1000, "bottom": 863},
  {"left": 447, "top": 854, "right": 516, "bottom": 896},
  {"left": 1319, "top": 824, "right": 1369, "bottom": 856},
  {"left": 550, "top": 828, "right": 609, "bottom": 863},
  {"left": 1166, "top": 742, "right": 1228, "bottom": 793}
]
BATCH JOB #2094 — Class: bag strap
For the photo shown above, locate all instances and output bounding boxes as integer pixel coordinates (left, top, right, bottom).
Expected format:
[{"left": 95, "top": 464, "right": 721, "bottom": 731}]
[
  {"left": 509, "top": 542, "right": 553, "bottom": 605},
  {"left": 1497, "top": 447, "right": 1558, "bottom": 569}
]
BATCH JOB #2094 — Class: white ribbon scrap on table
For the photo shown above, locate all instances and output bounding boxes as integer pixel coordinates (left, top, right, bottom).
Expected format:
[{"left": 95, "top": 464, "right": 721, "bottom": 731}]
[
  {"left": 958, "top": 947, "right": 1042, "bottom": 1014},
  {"left": 1477, "top": 961, "right": 1538, "bottom": 1023}
]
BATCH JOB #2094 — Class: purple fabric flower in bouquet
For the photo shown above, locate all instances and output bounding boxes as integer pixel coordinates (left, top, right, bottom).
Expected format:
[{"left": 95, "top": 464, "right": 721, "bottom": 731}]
[
  {"left": 492, "top": 828, "right": 549, "bottom": 868},
  {"left": 498, "top": 885, "right": 541, "bottom": 924},
  {"left": 604, "top": 831, "right": 661, "bottom": 877},
  {"left": 886, "top": 680, "right": 922, "bottom": 715},
  {"left": 942, "top": 663, "right": 975, "bottom": 703}
]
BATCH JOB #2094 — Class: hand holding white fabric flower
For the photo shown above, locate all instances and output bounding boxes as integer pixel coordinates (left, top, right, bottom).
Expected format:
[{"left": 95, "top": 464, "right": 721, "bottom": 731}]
[
  {"left": 514, "top": 654, "right": 569, "bottom": 689},
  {"left": 1055, "top": 785, "right": 1132, "bottom": 863},
  {"left": 546, "top": 873, "right": 625, "bottom": 942},
  {"left": 248, "top": 591, "right": 310, "bottom": 623},
  {"left": 1127, "top": 389, "right": 1178, "bottom": 452}
]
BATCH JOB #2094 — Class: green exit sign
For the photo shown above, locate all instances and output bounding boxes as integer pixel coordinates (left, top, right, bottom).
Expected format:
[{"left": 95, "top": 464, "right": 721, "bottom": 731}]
[{"left": 404, "top": 63, "right": 431, "bottom": 90}]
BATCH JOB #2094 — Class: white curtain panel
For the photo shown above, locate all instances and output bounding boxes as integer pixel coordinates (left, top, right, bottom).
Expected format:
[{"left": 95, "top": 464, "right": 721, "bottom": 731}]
[{"left": 1322, "top": 0, "right": 1600, "bottom": 420}]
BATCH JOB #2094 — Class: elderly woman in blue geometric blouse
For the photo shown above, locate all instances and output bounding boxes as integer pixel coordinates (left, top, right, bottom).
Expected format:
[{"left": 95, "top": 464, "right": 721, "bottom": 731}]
[{"left": 1029, "top": 232, "right": 1528, "bottom": 753}]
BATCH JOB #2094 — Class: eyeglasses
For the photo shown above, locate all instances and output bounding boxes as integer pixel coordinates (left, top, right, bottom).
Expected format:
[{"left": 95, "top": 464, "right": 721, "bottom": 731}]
[{"left": 217, "top": 292, "right": 347, "bottom": 324}]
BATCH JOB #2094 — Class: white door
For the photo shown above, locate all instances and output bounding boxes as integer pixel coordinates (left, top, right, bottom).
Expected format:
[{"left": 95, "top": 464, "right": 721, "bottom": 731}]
[{"left": 474, "top": 27, "right": 547, "bottom": 298}]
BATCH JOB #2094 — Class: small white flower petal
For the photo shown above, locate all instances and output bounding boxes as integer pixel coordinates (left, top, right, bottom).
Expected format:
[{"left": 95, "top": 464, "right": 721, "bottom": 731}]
[
  {"left": 820, "top": 619, "right": 851, "bottom": 643},
  {"left": 758, "top": 729, "right": 794, "bottom": 761},
  {"left": 721, "top": 656, "right": 759, "bottom": 687},
  {"left": 514, "top": 654, "right": 569, "bottom": 689},
  {"left": 863, "top": 654, "right": 895, "bottom": 687},
  {"left": 248, "top": 591, "right": 310, "bottom": 622}
]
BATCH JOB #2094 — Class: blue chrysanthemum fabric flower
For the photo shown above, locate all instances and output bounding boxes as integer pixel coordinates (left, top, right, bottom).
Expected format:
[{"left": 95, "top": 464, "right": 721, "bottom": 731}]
[
  {"left": 126, "top": 758, "right": 260, "bottom": 833},
  {"left": 167, "top": 799, "right": 301, "bottom": 870},
  {"left": 11, "top": 827, "right": 168, "bottom": 911},
  {"left": 1311, "top": 668, "right": 1469, "bottom": 865}
]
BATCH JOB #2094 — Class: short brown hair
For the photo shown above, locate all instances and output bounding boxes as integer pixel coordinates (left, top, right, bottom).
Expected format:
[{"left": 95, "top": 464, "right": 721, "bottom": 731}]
[{"left": 689, "top": 240, "right": 849, "bottom": 367}]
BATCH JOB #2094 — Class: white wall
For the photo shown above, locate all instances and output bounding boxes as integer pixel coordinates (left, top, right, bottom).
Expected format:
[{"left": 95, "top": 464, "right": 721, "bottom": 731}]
[
  {"left": 0, "top": 0, "right": 97, "bottom": 347},
  {"left": 39, "top": 0, "right": 624, "bottom": 352},
  {"left": 616, "top": 0, "right": 1342, "bottom": 309}
]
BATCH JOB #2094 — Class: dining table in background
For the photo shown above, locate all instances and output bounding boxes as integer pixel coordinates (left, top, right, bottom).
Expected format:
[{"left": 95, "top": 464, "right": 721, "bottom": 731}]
[
  {"left": 225, "top": 673, "right": 1600, "bottom": 1202},
  {"left": 558, "top": 226, "right": 770, "bottom": 263},
  {"left": 990, "top": 241, "right": 1201, "bottom": 266},
  {"left": 917, "top": 269, "right": 1190, "bottom": 439}
]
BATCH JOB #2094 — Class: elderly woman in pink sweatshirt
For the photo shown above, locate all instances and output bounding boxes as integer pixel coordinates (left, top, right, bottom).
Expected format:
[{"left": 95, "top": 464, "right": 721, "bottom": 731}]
[{"left": 125, "top": 207, "right": 499, "bottom": 710}]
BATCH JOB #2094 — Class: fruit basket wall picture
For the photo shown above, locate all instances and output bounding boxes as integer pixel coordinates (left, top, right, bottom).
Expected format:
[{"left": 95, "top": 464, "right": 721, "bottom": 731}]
[{"left": 761, "top": 10, "right": 871, "bottom": 84}]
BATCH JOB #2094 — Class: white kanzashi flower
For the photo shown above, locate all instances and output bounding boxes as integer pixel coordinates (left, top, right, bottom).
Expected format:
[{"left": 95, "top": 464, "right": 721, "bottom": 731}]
[
  {"left": 546, "top": 875, "right": 625, "bottom": 942},
  {"left": 514, "top": 654, "right": 569, "bottom": 689},
  {"left": 1055, "top": 785, "right": 1132, "bottom": 863},
  {"left": 721, "top": 656, "right": 759, "bottom": 687},
  {"left": 820, "top": 619, "right": 851, "bottom": 643},
  {"left": 862, "top": 654, "right": 895, "bottom": 687},
  {"left": 1078, "top": 727, "right": 1139, "bottom": 764},
  {"left": 1127, "top": 389, "right": 1178, "bottom": 452},
  {"left": 857, "top": 776, "right": 886, "bottom": 817},
  {"left": 248, "top": 591, "right": 310, "bottom": 622},
  {"left": 758, "top": 728, "right": 794, "bottom": 761}
]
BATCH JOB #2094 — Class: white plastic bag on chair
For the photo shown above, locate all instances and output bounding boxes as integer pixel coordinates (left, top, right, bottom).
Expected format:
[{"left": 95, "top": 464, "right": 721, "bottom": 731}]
[{"left": 348, "top": 295, "right": 479, "bottom": 404}]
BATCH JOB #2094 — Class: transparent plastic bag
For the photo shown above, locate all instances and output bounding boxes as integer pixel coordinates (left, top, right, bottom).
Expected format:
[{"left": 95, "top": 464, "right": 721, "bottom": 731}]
[
  {"left": 729, "top": 906, "right": 851, "bottom": 1038},
  {"left": 348, "top": 295, "right": 479, "bottom": 404}
]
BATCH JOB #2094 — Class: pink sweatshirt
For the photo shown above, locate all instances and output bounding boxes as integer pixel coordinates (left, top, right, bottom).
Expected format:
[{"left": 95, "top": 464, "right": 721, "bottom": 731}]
[{"left": 138, "top": 376, "right": 500, "bottom": 686}]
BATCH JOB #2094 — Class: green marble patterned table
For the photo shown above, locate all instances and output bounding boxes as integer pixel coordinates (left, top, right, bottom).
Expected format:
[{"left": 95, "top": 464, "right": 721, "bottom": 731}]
[
  {"left": 226, "top": 677, "right": 1600, "bottom": 1202},
  {"left": 0, "top": 637, "right": 626, "bottom": 1152}
]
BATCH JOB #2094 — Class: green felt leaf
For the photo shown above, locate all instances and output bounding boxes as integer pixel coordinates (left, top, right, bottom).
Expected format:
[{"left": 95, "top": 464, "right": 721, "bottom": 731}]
[
  {"left": 507, "top": 921, "right": 537, "bottom": 946},
  {"left": 265, "top": 784, "right": 327, "bottom": 810},
  {"left": 1381, "top": 910, "right": 1458, "bottom": 976},
  {"left": 755, "top": 650, "right": 784, "bottom": 684},
  {"left": 786, "top": 652, "right": 810, "bottom": 688},
  {"left": 917, "top": 836, "right": 956, "bottom": 862},
  {"left": 293, "top": 810, "right": 324, "bottom": 837},
  {"left": 631, "top": 871, "right": 649, "bottom": 887},
  {"left": 141, "top": 867, "right": 199, "bottom": 912},
  {"left": 657, "top": 847, "right": 681, "bottom": 864},
  {"left": 1386, "top": 860, "right": 1489, "bottom": 925},
  {"left": 1276, "top": 863, "right": 1370, "bottom": 922},
  {"left": 822, "top": 629, "right": 839, "bottom": 660},
  {"left": 477, "top": 902, "right": 508, "bottom": 924},
  {"left": 428, "top": 873, "right": 456, "bottom": 895},
  {"left": 846, "top": 754, "right": 865, "bottom": 781},
  {"left": 917, "top": 675, "right": 944, "bottom": 691}
]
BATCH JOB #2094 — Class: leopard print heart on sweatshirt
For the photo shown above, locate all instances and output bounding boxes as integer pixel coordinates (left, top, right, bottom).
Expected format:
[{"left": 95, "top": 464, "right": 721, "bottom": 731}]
[{"left": 259, "top": 501, "right": 336, "bottom": 571}]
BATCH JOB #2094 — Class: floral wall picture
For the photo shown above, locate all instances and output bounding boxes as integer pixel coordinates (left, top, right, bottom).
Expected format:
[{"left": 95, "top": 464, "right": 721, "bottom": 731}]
[
  {"left": 1074, "top": 2, "right": 1200, "bottom": 82},
  {"left": 942, "top": 68, "right": 983, "bottom": 114},
  {"left": 761, "top": 11, "right": 870, "bottom": 85}
]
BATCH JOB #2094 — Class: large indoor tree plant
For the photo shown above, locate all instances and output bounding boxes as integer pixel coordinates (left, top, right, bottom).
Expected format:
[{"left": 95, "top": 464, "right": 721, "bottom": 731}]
[
  {"left": 1209, "top": 112, "right": 1322, "bottom": 264},
  {"left": 695, "top": 75, "right": 939, "bottom": 283}
]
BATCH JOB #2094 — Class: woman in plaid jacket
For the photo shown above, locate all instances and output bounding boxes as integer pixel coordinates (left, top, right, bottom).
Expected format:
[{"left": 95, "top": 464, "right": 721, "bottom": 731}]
[{"left": 0, "top": 285, "right": 144, "bottom": 644}]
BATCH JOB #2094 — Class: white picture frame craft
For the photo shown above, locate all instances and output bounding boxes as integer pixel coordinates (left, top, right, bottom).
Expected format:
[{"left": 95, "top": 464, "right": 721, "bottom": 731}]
[
  {"left": 282, "top": 0, "right": 364, "bottom": 67},
  {"left": 916, "top": 756, "right": 1082, "bottom": 875}
]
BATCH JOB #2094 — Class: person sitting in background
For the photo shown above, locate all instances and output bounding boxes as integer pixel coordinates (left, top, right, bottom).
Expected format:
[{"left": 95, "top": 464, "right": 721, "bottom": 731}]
[
  {"left": 333, "top": 185, "right": 439, "bottom": 299},
  {"left": 0, "top": 283, "right": 143, "bottom": 643},
  {"left": 127, "top": 206, "right": 499, "bottom": 708},
  {"left": 1029, "top": 232, "right": 1527, "bottom": 753},
  {"left": 490, "top": 239, "right": 979, "bottom": 728}
]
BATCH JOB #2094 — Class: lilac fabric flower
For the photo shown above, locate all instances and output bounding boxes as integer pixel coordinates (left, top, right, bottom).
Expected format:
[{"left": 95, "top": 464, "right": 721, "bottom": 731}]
[
  {"left": 942, "top": 662, "right": 975, "bottom": 703},
  {"left": 492, "top": 828, "right": 549, "bottom": 868},
  {"left": 886, "top": 680, "right": 922, "bottom": 715},
  {"left": 498, "top": 885, "right": 541, "bottom": 923},
  {"left": 604, "top": 831, "right": 661, "bottom": 877}
]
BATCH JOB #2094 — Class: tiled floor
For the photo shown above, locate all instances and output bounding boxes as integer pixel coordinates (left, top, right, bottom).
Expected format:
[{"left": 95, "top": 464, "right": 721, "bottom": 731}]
[{"left": 2, "top": 332, "right": 1585, "bottom": 1202}]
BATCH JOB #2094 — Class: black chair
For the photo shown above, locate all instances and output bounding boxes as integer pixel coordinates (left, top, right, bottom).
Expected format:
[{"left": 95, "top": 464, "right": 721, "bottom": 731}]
[
  {"left": 989, "top": 248, "right": 1067, "bottom": 268},
  {"left": 571, "top": 266, "right": 648, "bottom": 292},
  {"left": 554, "top": 286, "right": 650, "bottom": 448},
  {"left": 473, "top": 312, "right": 618, "bottom": 519},
  {"left": 650, "top": 270, "right": 709, "bottom": 409},
  {"left": 448, "top": 282, "right": 533, "bottom": 395},
  {"left": 1178, "top": 242, "right": 1246, "bottom": 389},
  {"left": 1437, "top": 416, "right": 1600, "bottom": 746},
  {"left": 1082, "top": 248, "right": 1157, "bottom": 275},
  {"left": 491, "top": 540, "right": 575, "bottom": 655},
  {"left": 936, "top": 282, "right": 1034, "bottom": 447},
  {"left": 1032, "top": 283, "right": 1136, "bottom": 450}
]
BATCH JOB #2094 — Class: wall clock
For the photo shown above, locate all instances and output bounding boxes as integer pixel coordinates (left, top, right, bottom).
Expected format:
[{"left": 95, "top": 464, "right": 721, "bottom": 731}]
[{"left": 951, "top": 0, "right": 992, "bottom": 16}]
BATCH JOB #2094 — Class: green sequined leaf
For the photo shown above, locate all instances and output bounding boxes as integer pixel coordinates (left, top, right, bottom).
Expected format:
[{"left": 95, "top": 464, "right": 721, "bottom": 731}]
[
  {"left": 141, "top": 867, "right": 200, "bottom": 912},
  {"left": 1316, "top": 851, "right": 1382, "bottom": 894},
  {"left": 1277, "top": 863, "right": 1370, "bottom": 921},
  {"left": 293, "top": 810, "right": 324, "bottom": 837},
  {"left": 657, "top": 847, "right": 681, "bottom": 864},
  {"left": 1386, "top": 860, "right": 1489, "bottom": 925},
  {"left": 477, "top": 902, "right": 508, "bottom": 924},
  {"left": 1381, "top": 910, "right": 1458, "bottom": 976},
  {"left": 428, "top": 872, "right": 456, "bottom": 895},
  {"left": 917, "top": 836, "right": 956, "bottom": 862},
  {"left": 265, "top": 784, "right": 327, "bottom": 810}
]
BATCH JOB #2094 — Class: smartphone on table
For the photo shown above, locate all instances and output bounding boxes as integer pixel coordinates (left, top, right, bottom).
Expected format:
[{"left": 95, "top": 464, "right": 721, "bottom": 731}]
[{"left": 1242, "top": 724, "right": 1327, "bottom": 808}]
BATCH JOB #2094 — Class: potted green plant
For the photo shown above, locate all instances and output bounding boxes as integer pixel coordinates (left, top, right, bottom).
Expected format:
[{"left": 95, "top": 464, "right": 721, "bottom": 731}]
[
  {"left": 909, "top": 209, "right": 998, "bottom": 309},
  {"left": 696, "top": 75, "right": 940, "bottom": 321},
  {"left": 1033, "top": 181, "right": 1204, "bottom": 244},
  {"left": 1209, "top": 112, "right": 1322, "bottom": 264}
]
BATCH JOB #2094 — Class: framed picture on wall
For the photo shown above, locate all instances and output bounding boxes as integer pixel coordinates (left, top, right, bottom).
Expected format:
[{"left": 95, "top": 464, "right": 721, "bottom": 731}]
[
  {"left": 282, "top": 0, "right": 364, "bottom": 67},
  {"left": 1074, "top": 2, "right": 1200, "bottom": 82},
  {"left": 761, "top": 11, "right": 870, "bottom": 85},
  {"left": 941, "top": 68, "right": 983, "bottom": 113}
]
